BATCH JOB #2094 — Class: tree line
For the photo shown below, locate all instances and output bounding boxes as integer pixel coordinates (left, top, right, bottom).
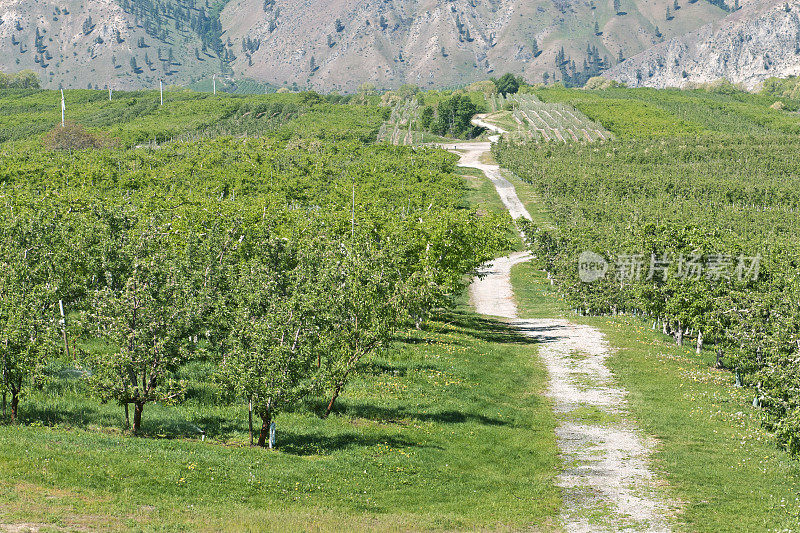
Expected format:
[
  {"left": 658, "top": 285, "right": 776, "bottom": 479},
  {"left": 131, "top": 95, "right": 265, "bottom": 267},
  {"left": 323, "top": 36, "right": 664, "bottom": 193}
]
[
  {"left": 496, "top": 134, "right": 800, "bottom": 455},
  {"left": 0, "top": 137, "right": 510, "bottom": 446}
]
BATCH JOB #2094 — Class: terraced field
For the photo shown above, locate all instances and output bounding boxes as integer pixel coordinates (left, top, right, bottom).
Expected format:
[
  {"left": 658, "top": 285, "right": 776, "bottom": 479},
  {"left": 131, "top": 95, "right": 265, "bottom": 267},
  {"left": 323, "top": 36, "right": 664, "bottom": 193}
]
[
  {"left": 489, "top": 93, "right": 613, "bottom": 143},
  {"left": 377, "top": 99, "right": 425, "bottom": 145}
]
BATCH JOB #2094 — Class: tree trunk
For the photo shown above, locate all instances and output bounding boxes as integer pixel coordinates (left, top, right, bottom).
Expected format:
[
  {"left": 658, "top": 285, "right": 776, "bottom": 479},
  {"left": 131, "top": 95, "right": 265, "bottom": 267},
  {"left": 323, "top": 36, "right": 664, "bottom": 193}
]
[
  {"left": 675, "top": 321, "right": 683, "bottom": 346},
  {"left": 662, "top": 319, "right": 669, "bottom": 335},
  {"left": 124, "top": 403, "right": 130, "bottom": 430},
  {"left": 257, "top": 411, "right": 272, "bottom": 448},
  {"left": 133, "top": 402, "right": 144, "bottom": 434},
  {"left": 716, "top": 349, "right": 724, "bottom": 368},
  {"left": 10, "top": 392, "right": 19, "bottom": 422},
  {"left": 696, "top": 330, "right": 703, "bottom": 355},
  {"left": 324, "top": 382, "right": 344, "bottom": 418},
  {"left": 248, "top": 398, "right": 254, "bottom": 446}
]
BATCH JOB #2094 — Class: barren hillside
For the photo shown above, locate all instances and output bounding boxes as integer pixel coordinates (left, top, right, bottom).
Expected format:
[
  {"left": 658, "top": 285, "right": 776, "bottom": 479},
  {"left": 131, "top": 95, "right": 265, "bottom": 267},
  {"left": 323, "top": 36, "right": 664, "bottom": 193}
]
[
  {"left": 605, "top": 0, "right": 800, "bottom": 89},
  {"left": 0, "top": 0, "right": 728, "bottom": 90}
]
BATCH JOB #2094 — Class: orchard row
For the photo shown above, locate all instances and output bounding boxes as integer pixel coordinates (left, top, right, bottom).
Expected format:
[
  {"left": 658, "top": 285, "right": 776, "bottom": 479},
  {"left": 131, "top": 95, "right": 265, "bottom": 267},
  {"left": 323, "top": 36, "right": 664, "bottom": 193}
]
[
  {"left": 496, "top": 134, "right": 800, "bottom": 455},
  {"left": 0, "top": 137, "right": 510, "bottom": 445}
]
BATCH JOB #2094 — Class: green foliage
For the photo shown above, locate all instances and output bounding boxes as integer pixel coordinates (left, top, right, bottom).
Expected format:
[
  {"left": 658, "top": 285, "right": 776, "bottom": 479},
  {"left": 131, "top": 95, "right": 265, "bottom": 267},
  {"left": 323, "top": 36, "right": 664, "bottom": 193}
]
[
  {"left": 535, "top": 86, "right": 800, "bottom": 137},
  {"left": 431, "top": 94, "right": 479, "bottom": 138},
  {"left": 0, "top": 196, "right": 91, "bottom": 420},
  {"left": 0, "top": 70, "right": 40, "bottom": 89},
  {"left": 87, "top": 210, "right": 213, "bottom": 433},
  {"left": 218, "top": 235, "right": 316, "bottom": 446},
  {"left": 0, "top": 95, "right": 510, "bottom": 443},
  {"left": 419, "top": 105, "right": 434, "bottom": 129},
  {"left": 494, "top": 73, "right": 521, "bottom": 96},
  {"left": 496, "top": 128, "right": 800, "bottom": 454}
]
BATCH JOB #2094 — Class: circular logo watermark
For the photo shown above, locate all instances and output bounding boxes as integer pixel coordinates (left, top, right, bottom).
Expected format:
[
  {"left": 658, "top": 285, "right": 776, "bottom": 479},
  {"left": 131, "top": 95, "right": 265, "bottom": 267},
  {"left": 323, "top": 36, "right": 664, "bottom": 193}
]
[{"left": 578, "top": 251, "right": 608, "bottom": 283}]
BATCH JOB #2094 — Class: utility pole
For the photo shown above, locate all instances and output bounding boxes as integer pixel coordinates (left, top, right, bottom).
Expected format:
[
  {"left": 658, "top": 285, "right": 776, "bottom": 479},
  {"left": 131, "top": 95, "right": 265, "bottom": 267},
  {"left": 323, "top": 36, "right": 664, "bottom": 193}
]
[
  {"left": 59, "top": 300, "right": 70, "bottom": 359},
  {"left": 60, "top": 89, "right": 65, "bottom": 127},
  {"left": 248, "top": 397, "right": 253, "bottom": 446},
  {"left": 351, "top": 179, "right": 356, "bottom": 239},
  {"left": 109, "top": 86, "right": 112, "bottom": 101},
  {"left": 160, "top": 80, "right": 163, "bottom": 105},
  {"left": 213, "top": 74, "right": 216, "bottom": 95}
]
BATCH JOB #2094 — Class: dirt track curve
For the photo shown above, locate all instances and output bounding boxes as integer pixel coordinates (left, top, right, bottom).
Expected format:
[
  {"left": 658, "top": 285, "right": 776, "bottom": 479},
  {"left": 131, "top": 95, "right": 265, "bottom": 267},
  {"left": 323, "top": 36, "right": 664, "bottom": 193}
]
[{"left": 451, "top": 128, "right": 673, "bottom": 532}]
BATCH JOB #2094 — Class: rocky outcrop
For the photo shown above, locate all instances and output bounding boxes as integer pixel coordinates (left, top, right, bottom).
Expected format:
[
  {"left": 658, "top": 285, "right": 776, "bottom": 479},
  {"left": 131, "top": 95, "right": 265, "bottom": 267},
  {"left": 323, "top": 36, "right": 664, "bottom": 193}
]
[
  {"left": 221, "top": 0, "right": 727, "bottom": 92},
  {"left": 605, "top": 0, "right": 800, "bottom": 89}
]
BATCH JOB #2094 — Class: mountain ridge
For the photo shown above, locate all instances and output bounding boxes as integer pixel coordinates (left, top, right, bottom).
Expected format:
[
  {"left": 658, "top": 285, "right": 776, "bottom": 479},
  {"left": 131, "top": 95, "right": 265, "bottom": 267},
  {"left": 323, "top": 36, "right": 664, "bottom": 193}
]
[
  {"left": 0, "top": 0, "right": 728, "bottom": 90},
  {"left": 605, "top": 0, "right": 800, "bottom": 89}
]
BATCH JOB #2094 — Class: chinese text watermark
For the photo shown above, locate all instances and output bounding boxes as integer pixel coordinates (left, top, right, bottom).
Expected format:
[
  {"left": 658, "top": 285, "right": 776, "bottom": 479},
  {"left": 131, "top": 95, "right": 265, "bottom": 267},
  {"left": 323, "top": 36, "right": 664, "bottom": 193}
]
[{"left": 579, "top": 252, "right": 761, "bottom": 283}]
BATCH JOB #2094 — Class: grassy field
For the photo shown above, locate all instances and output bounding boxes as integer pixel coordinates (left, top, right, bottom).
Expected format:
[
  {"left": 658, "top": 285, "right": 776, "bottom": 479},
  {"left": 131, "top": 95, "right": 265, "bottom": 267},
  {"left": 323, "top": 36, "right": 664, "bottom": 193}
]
[
  {"left": 0, "top": 309, "right": 561, "bottom": 531},
  {"left": 459, "top": 166, "right": 510, "bottom": 218},
  {"left": 508, "top": 170, "right": 800, "bottom": 531},
  {"left": 536, "top": 86, "right": 800, "bottom": 138}
]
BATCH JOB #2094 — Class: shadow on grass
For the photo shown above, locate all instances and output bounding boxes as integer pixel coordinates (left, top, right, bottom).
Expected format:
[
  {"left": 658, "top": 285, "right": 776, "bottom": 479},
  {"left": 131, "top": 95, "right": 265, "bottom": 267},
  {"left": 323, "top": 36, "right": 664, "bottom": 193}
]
[
  {"left": 278, "top": 431, "right": 432, "bottom": 456},
  {"left": 359, "top": 360, "right": 440, "bottom": 377},
  {"left": 328, "top": 402, "right": 510, "bottom": 427},
  {"left": 12, "top": 308, "right": 534, "bottom": 453},
  {"left": 15, "top": 402, "right": 242, "bottom": 442},
  {"left": 429, "top": 310, "right": 538, "bottom": 346},
  {"left": 17, "top": 403, "right": 119, "bottom": 429}
]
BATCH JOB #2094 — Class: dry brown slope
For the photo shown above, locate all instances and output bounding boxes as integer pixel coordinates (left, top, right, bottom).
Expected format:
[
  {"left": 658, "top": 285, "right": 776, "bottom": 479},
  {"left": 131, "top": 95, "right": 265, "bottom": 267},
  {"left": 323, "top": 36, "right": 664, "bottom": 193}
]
[
  {"left": 0, "top": 0, "right": 220, "bottom": 89},
  {"left": 221, "top": 0, "right": 728, "bottom": 92},
  {"left": 605, "top": 0, "right": 800, "bottom": 89}
]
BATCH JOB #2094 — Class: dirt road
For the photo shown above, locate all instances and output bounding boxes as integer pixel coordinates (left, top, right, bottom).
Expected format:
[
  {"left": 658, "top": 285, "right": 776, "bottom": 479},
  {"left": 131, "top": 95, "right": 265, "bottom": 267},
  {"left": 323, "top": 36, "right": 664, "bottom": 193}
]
[{"left": 452, "top": 137, "right": 673, "bottom": 532}]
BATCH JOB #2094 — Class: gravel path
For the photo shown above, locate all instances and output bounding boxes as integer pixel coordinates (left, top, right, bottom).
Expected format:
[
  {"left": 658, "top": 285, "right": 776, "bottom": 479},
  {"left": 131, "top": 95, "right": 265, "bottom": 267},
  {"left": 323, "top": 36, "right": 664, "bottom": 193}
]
[
  {"left": 444, "top": 140, "right": 531, "bottom": 222},
  {"left": 453, "top": 138, "right": 673, "bottom": 532}
]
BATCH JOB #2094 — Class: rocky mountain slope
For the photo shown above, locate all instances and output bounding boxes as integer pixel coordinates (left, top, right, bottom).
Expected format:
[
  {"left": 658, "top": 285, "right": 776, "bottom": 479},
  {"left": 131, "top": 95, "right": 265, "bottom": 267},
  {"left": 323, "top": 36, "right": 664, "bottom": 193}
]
[
  {"left": 222, "top": 0, "right": 728, "bottom": 92},
  {"left": 605, "top": 0, "right": 800, "bottom": 89},
  {"left": 1, "top": 0, "right": 728, "bottom": 90},
  {"left": 0, "top": 0, "right": 225, "bottom": 90}
]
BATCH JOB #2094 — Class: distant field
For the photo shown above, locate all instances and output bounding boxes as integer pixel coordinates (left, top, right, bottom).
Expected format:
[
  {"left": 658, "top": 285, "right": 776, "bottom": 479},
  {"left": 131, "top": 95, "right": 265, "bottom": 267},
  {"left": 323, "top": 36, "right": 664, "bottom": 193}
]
[
  {"left": 0, "top": 89, "right": 384, "bottom": 146},
  {"left": 486, "top": 93, "right": 612, "bottom": 142},
  {"left": 536, "top": 86, "right": 800, "bottom": 137}
]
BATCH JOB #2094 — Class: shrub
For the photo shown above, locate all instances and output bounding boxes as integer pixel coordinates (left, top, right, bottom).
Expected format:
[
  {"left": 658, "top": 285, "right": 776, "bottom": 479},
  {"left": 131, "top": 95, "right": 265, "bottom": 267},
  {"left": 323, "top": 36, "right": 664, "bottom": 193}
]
[
  {"left": 494, "top": 73, "right": 520, "bottom": 96},
  {"left": 42, "top": 122, "right": 116, "bottom": 151},
  {"left": 0, "top": 69, "right": 40, "bottom": 89},
  {"left": 584, "top": 76, "right": 627, "bottom": 90}
]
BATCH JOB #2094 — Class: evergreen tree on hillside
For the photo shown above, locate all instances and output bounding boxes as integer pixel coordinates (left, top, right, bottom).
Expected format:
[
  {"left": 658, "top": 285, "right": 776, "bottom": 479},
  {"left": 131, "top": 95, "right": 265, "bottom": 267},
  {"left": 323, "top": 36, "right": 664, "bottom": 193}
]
[
  {"left": 532, "top": 38, "right": 541, "bottom": 57},
  {"left": 494, "top": 73, "right": 520, "bottom": 95}
]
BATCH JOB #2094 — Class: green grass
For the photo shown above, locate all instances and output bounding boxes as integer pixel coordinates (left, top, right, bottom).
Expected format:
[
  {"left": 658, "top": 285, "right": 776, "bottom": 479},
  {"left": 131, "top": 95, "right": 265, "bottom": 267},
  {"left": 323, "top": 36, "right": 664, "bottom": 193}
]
[
  {"left": 509, "top": 180, "right": 800, "bottom": 531},
  {"left": 482, "top": 111, "right": 522, "bottom": 134},
  {"left": 0, "top": 310, "right": 561, "bottom": 531},
  {"left": 459, "top": 166, "right": 509, "bottom": 217},
  {"left": 564, "top": 405, "right": 620, "bottom": 426},
  {"left": 510, "top": 262, "right": 564, "bottom": 319},
  {"left": 594, "top": 316, "right": 800, "bottom": 531}
]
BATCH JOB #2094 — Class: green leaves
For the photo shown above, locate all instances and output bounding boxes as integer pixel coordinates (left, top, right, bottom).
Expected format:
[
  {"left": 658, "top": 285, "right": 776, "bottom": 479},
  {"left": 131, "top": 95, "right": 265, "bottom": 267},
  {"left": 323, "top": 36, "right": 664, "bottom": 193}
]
[
  {"left": 0, "top": 124, "right": 510, "bottom": 437},
  {"left": 0, "top": 196, "right": 77, "bottom": 420},
  {"left": 499, "top": 130, "right": 800, "bottom": 454}
]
